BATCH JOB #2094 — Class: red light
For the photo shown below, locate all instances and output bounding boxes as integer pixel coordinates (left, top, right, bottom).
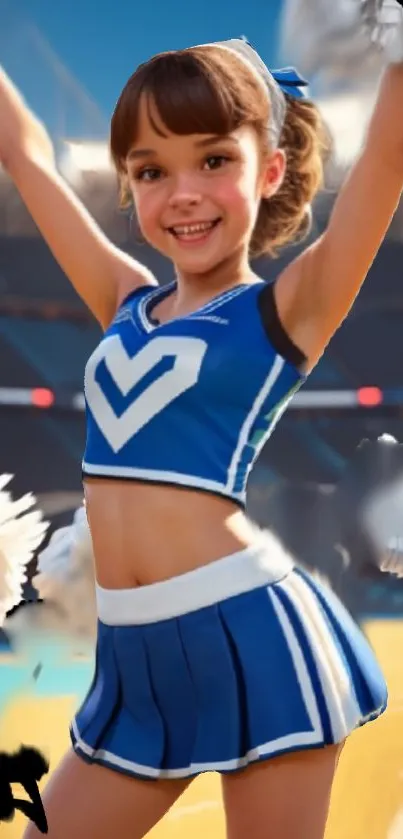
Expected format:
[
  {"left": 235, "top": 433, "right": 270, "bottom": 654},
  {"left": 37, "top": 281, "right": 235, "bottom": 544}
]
[
  {"left": 357, "top": 387, "right": 383, "bottom": 407},
  {"left": 31, "top": 388, "right": 55, "bottom": 408}
]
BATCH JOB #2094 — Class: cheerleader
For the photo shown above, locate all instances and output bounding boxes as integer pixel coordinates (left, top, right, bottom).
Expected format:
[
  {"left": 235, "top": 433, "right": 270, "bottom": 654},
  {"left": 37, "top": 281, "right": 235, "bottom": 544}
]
[{"left": 0, "top": 6, "right": 402, "bottom": 835}]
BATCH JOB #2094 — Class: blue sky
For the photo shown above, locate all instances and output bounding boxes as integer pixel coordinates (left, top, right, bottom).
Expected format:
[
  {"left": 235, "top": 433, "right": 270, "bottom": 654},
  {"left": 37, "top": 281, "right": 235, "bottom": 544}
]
[{"left": 1, "top": 0, "right": 284, "bottom": 137}]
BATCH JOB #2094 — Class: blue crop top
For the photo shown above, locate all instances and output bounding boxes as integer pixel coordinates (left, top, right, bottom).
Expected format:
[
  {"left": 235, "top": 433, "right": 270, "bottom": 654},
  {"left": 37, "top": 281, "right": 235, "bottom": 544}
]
[{"left": 83, "top": 280, "right": 307, "bottom": 507}]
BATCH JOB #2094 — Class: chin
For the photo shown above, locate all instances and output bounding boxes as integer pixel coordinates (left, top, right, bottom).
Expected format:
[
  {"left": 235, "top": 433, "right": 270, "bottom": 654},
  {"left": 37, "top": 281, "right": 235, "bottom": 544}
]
[
  {"left": 173, "top": 256, "right": 221, "bottom": 276},
  {"left": 174, "top": 244, "right": 236, "bottom": 276}
]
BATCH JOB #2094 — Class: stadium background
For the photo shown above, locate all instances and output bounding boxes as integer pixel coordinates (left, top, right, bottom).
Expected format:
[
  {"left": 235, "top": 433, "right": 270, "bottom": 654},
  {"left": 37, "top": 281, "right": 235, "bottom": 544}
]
[{"left": 1, "top": 1, "right": 403, "bottom": 836}]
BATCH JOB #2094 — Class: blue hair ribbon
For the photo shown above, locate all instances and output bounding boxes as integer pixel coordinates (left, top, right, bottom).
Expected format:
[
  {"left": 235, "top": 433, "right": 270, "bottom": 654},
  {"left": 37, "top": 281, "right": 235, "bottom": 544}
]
[{"left": 270, "top": 67, "right": 309, "bottom": 100}]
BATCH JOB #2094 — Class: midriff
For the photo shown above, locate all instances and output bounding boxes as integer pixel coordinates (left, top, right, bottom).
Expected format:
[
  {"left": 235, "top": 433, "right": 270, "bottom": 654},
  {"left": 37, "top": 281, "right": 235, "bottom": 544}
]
[{"left": 83, "top": 477, "right": 259, "bottom": 589}]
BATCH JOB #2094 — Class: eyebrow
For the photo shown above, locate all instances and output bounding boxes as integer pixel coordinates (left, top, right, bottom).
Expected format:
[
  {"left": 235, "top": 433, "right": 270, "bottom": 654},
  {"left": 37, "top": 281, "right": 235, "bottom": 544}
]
[{"left": 127, "top": 134, "right": 239, "bottom": 162}]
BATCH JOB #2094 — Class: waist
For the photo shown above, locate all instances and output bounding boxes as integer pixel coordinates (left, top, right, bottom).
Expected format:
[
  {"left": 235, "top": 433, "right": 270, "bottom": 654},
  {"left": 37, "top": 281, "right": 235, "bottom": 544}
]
[
  {"left": 95, "top": 536, "right": 295, "bottom": 625},
  {"left": 83, "top": 477, "right": 254, "bottom": 587},
  {"left": 82, "top": 461, "right": 247, "bottom": 505}
]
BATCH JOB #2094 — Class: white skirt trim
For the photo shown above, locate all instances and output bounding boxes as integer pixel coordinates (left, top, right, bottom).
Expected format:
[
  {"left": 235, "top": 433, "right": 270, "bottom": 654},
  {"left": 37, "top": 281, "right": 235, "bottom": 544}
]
[{"left": 95, "top": 532, "right": 294, "bottom": 625}]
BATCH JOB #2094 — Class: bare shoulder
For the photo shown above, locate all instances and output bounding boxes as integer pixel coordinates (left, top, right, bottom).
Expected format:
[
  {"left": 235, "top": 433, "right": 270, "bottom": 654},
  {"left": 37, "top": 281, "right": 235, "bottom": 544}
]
[
  {"left": 274, "top": 65, "right": 403, "bottom": 371},
  {"left": 271, "top": 247, "right": 317, "bottom": 368},
  {"left": 275, "top": 147, "right": 403, "bottom": 370},
  {"left": 114, "top": 250, "right": 157, "bottom": 305}
]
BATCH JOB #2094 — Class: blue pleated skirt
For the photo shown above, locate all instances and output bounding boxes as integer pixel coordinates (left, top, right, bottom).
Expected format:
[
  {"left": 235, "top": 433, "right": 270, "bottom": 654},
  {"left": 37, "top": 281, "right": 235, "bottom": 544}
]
[{"left": 70, "top": 540, "right": 387, "bottom": 780}]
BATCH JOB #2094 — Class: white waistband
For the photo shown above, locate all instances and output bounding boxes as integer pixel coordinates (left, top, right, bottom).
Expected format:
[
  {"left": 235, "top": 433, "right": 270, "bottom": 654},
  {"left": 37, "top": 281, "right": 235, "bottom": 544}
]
[{"left": 95, "top": 532, "right": 294, "bottom": 625}]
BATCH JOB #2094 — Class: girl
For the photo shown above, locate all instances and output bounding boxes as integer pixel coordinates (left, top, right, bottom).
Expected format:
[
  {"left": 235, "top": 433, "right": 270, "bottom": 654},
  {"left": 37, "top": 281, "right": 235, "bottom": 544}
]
[{"left": 0, "top": 25, "right": 401, "bottom": 839}]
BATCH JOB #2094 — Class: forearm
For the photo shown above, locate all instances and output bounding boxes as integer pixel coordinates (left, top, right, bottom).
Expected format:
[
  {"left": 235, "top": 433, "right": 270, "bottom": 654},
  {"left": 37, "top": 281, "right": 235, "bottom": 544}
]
[
  {"left": 0, "top": 67, "right": 54, "bottom": 172},
  {"left": 366, "top": 61, "right": 403, "bottom": 169},
  {"left": 3, "top": 153, "right": 115, "bottom": 304},
  {"left": 0, "top": 68, "right": 125, "bottom": 326}
]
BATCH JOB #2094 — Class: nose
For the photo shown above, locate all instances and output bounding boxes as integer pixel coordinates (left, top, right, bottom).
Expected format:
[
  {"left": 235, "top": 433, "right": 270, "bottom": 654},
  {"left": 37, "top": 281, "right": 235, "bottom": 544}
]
[{"left": 168, "top": 173, "right": 202, "bottom": 209}]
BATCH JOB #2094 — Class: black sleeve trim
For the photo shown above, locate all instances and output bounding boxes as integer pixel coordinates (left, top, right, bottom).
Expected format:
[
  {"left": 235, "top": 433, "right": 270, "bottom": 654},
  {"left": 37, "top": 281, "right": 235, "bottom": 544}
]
[
  {"left": 257, "top": 282, "right": 307, "bottom": 371},
  {"left": 146, "top": 303, "right": 160, "bottom": 326}
]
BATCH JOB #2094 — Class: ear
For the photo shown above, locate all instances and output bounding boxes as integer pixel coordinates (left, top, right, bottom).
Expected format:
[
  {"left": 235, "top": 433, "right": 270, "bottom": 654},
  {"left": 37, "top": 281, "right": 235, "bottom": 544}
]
[{"left": 260, "top": 148, "right": 286, "bottom": 199}]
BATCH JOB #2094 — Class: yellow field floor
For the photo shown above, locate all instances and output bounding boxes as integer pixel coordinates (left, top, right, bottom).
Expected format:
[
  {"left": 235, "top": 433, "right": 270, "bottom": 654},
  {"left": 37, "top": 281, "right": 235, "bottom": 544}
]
[{"left": 0, "top": 619, "right": 402, "bottom": 838}]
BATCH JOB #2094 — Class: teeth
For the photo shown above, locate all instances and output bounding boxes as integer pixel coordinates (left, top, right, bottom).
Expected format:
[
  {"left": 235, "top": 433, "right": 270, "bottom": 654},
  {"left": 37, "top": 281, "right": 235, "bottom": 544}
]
[{"left": 172, "top": 221, "right": 215, "bottom": 235}]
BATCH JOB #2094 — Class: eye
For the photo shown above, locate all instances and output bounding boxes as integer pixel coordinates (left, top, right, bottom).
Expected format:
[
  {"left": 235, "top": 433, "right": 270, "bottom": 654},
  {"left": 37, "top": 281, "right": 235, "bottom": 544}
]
[
  {"left": 203, "top": 155, "right": 230, "bottom": 171},
  {"left": 133, "top": 166, "right": 162, "bottom": 182}
]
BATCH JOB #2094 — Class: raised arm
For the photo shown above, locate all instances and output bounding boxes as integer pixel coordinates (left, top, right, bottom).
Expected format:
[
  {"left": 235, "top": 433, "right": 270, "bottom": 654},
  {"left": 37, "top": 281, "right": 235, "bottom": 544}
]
[
  {"left": 277, "top": 62, "right": 403, "bottom": 370},
  {"left": 0, "top": 67, "right": 155, "bottom": 329}
]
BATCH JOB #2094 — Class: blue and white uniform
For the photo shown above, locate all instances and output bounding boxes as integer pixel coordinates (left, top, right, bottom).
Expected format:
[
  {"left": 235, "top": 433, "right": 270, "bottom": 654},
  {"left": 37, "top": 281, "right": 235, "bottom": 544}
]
[
  {"left": 71, "top": 280, "right": 387, "bottom": 780},
  {"left": 82, "top": 281, "right": 304, "bottom": 505}
]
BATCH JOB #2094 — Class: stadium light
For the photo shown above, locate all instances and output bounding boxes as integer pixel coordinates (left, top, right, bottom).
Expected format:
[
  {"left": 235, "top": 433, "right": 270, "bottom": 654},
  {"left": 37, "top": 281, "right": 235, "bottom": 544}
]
[
  {"left": 31, "top": 388, "right": 55, "bottom": 408},
  {"left": 357, "top": 386, "right": 383, "bottom": 407},
  {"left": 57, "top": 140, "right": 113, "bottom": 189}
]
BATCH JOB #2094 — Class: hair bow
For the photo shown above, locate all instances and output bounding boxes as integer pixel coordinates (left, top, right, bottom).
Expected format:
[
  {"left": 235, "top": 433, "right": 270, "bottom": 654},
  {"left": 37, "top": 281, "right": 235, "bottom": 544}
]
[{"left": 270, "top": 67, "right": 309, "bottom": 100}]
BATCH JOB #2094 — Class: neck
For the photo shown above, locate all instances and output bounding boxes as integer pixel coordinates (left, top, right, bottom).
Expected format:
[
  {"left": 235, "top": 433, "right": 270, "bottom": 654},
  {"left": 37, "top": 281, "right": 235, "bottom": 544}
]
[{"left": 174, "top": 247, "right": 256, "bottom": 307}]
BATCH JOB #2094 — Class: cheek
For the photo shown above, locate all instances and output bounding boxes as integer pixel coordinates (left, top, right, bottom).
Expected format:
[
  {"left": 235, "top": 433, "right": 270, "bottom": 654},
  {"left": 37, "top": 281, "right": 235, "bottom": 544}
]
[
  {"left": 214, "top": 171, "right": 259, "bottom": 226},
  {"left": 132, "top": 188, "right": 164, "bottom": 239}
]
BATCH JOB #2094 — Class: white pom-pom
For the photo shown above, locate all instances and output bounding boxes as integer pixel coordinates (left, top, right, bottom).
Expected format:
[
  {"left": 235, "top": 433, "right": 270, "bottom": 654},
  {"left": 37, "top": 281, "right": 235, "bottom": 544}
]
[
  {"left": 33, "top": 503, "right": 97, "bottom": 639},
  {"left": 280, "top": 0, "right": 403, "bottom": 85},
  {"left": 363, "top": 474, "right": 403, "bottom": 576},
  {"left": 0, "top": 475, "right": 49, "bottom": 625}
]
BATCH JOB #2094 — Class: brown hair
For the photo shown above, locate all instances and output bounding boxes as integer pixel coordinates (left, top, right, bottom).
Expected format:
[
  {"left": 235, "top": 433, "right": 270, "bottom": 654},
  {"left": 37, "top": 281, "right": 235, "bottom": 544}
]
[{"left": 110, "top": 46, "right": 330, "bottom": 258}]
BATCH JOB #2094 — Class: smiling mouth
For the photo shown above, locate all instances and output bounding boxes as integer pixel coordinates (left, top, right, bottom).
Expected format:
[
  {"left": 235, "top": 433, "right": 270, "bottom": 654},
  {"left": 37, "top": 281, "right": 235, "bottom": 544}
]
[{"left": 167, "top": 219, "right": 221, "bottom": 241}]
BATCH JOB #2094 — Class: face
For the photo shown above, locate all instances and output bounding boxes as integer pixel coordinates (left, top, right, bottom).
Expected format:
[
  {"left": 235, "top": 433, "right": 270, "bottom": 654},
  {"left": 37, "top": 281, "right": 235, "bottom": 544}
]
[{"left": 124, "top": 96, "right": 285, "bottom": 278}]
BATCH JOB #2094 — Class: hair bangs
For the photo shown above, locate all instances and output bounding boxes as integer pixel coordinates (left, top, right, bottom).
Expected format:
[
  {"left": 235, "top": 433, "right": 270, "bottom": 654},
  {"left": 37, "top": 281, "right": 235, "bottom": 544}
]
[{"left": 110, "top": 47, "right": 267, "bottom": 168}]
